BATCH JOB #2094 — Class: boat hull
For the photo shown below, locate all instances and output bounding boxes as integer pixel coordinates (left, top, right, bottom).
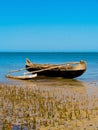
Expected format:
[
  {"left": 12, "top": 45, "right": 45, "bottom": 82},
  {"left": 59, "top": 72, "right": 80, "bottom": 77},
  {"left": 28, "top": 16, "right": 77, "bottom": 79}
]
[
  {"left": 25, "top": 59, "right": 87, "bottom": 78},
  {"left": 26, "top": 65, "right": 86, "bottom": 78}
]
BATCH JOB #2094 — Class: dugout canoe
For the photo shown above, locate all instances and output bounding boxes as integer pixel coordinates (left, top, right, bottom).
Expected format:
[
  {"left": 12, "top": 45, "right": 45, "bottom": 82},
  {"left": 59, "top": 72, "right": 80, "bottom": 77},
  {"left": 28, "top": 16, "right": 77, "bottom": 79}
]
[{"left": 25, "top": 59, "right": 87, "bottom": 78}]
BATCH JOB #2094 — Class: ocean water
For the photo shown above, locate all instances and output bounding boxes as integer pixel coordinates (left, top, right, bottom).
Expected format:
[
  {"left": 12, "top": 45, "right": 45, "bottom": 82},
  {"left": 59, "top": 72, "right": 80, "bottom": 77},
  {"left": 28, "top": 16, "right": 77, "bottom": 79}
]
[{"left": 0, "top": 52, "right": 98, "bottom": 84}]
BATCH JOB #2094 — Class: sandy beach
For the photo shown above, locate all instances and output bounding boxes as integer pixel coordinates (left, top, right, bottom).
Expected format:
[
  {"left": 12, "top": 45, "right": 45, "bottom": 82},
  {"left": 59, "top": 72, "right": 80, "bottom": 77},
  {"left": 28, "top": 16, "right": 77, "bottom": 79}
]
[{"left": 0, "top": 77, "right": 98, "bottom": 130}]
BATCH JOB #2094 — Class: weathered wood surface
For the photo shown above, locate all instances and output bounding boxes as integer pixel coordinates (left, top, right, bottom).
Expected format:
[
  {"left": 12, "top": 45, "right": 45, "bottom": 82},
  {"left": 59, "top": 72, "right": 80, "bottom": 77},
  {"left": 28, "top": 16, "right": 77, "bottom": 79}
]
[{"left": 25, "top": 59, "right": 87, "bottom": 78}]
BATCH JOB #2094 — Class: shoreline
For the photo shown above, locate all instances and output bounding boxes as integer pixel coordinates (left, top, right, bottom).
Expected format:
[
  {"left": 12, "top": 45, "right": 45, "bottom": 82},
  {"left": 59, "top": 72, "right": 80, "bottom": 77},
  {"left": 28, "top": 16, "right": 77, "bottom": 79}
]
[{"left": 1, "top": 76, "right": 98, "bottom": 87}]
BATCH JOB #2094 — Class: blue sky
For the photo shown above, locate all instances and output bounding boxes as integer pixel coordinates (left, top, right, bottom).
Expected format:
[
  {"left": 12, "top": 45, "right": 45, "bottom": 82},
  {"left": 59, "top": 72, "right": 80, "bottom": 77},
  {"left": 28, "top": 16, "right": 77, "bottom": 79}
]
[{"left": 0, "top": 0, "right": 98, "bottom": 52}]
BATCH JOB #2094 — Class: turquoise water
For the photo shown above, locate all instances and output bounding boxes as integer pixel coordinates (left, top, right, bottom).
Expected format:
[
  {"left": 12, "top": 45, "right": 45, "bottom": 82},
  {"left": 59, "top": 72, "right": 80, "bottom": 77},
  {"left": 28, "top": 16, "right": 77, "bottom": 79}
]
[{"left": 0, "top": 52, "right": 98, "bottom": 84}]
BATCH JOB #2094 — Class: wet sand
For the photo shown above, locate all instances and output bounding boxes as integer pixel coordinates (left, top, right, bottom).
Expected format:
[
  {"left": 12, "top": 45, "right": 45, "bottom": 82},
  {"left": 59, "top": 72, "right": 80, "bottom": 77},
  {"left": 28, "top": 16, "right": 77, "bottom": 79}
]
[{"left": 0, "top": 77, "right": 98, "bottom": 130}]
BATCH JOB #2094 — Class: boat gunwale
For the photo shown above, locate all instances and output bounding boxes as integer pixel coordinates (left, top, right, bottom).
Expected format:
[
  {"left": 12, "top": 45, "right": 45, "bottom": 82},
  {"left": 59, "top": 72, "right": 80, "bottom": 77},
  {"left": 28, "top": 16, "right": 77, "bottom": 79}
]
[{"left": 26, "top": 59, "right": 87, "bottom": 71}]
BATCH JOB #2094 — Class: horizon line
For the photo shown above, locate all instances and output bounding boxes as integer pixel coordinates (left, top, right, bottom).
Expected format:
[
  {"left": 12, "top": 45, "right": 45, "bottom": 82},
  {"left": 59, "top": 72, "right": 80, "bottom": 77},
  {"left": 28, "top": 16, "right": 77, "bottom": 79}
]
[{"left": 0, "top": 51, "right": 98, "bottom": 53}]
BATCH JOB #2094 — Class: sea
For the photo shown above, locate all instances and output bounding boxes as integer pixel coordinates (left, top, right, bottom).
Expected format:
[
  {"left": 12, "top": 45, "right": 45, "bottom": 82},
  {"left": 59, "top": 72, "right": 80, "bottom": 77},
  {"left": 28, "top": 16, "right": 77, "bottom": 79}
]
[{"left": 0, "top": 52, "right": 98, "bottom": 85}]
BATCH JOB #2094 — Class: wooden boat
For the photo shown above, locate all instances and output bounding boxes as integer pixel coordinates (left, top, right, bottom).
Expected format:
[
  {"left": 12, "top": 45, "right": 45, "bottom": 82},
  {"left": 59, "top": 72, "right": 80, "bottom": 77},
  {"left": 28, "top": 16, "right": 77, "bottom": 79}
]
[
  {"left": 25, "top": 59, "right": 87, "bottom": 78},
  {"left": 6, "top": 73, "right": 37, "bottom": 80}
]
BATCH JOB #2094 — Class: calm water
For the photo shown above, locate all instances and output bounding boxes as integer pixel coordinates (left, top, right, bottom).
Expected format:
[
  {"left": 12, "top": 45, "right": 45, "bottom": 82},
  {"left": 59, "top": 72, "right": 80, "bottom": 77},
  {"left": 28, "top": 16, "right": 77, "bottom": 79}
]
[{"left": 0, "top": 52, "right": 98, "bottom": 84}]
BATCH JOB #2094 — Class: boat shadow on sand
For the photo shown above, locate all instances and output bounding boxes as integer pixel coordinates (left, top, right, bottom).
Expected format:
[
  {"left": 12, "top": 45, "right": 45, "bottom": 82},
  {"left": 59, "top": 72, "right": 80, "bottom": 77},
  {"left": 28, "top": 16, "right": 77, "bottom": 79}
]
[{"left": 6, "top": 75, "right": 86, "bottom": 89}]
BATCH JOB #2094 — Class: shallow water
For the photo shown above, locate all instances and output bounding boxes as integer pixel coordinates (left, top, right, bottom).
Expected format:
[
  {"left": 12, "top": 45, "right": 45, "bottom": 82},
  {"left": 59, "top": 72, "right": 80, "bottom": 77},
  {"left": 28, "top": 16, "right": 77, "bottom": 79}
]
[{"left": 0, "top": 52, "right": 98, "bottom": 86}]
